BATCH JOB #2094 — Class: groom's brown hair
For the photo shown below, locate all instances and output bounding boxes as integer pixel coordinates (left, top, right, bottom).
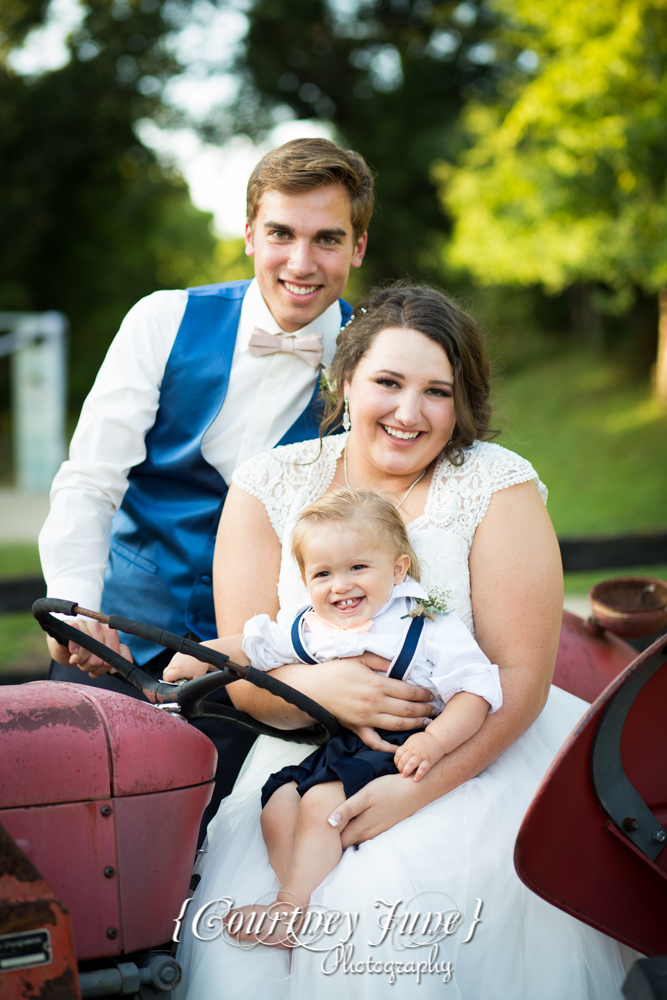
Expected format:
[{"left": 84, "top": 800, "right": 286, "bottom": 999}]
[{"left": 246, "top": 139, "right": 375, "bottom": 241}]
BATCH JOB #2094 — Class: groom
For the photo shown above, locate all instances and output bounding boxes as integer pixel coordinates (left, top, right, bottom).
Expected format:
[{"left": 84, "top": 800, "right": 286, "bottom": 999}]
[{"left": 39, "top": 137, "right": 373, "bottom": 810}]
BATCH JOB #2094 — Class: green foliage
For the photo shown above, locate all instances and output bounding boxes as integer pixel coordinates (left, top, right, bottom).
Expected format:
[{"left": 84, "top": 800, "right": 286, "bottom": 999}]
[
  {"left": 0, "top": 0, "right": 50, "bottom": 58},
  {"left": 0, "top": 0, "right": 219, "bottom": 406},
  {"left": 439, "top": 0, "right": 667, "bottom": 300},
  {"left": 230, "top": 0, "right": 509, "bottom": 287},
  {"left": 190, "top": 237, "right": 254, "bottom": 287},
  {"left": 464, "top": 282, "right": 571, "bottom": 373}
]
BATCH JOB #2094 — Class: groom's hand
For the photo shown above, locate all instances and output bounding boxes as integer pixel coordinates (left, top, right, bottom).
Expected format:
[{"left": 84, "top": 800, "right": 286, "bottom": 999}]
[{"left": 46, "top": 620, "right": 132, "bottom": 677}]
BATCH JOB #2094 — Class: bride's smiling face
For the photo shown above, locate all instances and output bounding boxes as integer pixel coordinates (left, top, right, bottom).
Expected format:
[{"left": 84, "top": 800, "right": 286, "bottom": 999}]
[{"left": 345, "top": 327, "right": 456, "bottom": 477}]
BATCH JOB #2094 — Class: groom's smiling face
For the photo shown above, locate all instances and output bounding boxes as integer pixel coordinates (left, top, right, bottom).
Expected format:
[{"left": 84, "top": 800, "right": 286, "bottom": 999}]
[{"left": 244, "top": 184, "right": 367, "bottom": 333}]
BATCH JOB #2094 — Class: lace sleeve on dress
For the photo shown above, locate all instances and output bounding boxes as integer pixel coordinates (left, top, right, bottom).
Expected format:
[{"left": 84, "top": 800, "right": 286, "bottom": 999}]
[
  {"left": 231, "top": 450, "right": 288, "bottom": 536},
  {"left": 231, "top": 436, "right": 341, "bottom": 540},
  {"left": 472, "top": 442, "right": 548, "bottom": 529}
]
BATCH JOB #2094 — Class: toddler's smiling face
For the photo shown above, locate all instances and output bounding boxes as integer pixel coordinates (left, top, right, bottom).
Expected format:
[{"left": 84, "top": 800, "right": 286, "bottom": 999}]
[{"left": 300, "top": 520, "right": 410, "bottom": 628}]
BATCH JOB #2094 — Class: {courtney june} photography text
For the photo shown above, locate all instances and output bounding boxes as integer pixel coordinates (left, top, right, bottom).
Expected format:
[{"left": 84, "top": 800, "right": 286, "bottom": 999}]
[{"left": 173, "top": 893, "right": 484, "bottom": 983}]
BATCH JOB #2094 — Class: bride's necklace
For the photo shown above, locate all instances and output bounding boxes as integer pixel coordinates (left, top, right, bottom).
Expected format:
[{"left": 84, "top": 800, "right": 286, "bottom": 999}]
[{"left": 343, "top": 441, "right": 428, "bottom": 511}]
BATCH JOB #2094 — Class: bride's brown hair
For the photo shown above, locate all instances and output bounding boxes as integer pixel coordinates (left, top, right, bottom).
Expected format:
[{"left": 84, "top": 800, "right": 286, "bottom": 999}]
[{"left": 321, "top": 283, "right": 497, "bottom": 466}]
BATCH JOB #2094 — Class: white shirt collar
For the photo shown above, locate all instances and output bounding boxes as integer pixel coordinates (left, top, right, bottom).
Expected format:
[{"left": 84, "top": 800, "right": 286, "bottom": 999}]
[
  {"left": 236, "top": 278, "right": 342, "bottom": 365},
  {"left": 375, "top": 577, "right": 429, "bottom": 619},
  {"left": 392, "top": 578, "right": 429, "bottom": 601}
]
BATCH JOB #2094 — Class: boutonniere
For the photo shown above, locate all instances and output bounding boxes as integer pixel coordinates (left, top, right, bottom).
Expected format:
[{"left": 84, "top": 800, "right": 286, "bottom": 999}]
[
  {"left": 403, "top": 586, "right": 451, "bottom": 621},
  {"left": 319, "top": 366, "right": 340, "bottom": 412},
  {"left": 319, "top": 365, "right": 335, "bottom": 393}
]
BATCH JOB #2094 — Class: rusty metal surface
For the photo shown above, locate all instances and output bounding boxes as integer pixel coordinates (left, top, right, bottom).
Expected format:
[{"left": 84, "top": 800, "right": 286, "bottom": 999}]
[
  {"left": 0, "top": 681, "right": 218, "bottom": 959},
  {"left": 590, "top": 576, "right": 667, "bottom": 639},
  {"left": 0, "top": 680, "right": 217, "bottom": 807},
  {"left": 0, "top": 824, "right": 80, "bottom": 999},
  {"left": 1, "top": 784, "right": 215, "bottom": 957},
  {"left": 0, "top": 685, "right": 110, "bottom": 808},
  {"left": 82, "top": 686, "right": 217, "bottom": 797},
  {"left": 2, "top": 800, "right": 121, "bottom": 960}
]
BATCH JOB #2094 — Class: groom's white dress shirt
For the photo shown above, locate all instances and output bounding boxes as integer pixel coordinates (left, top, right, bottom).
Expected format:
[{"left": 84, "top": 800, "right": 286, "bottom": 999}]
[{"left": 39, "top": 279, "right": 342, "bottom": 612}]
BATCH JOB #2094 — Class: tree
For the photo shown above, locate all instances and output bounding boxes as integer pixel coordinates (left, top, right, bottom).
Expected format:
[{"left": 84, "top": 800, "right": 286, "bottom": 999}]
[
  {"left": 438, "top": 0, "right": 667, "bottom": 399},
  {"left": 225, "top": 0, "right": 509, "bottom": 287},
  {"left": 0, "top": 0, "right": 218, "bottom": 406}
]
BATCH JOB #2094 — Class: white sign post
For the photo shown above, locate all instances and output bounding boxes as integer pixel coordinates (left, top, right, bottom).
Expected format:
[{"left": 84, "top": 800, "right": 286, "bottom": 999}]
[{"left": 0, "top": 312, "right": 68, "bottom": 493}]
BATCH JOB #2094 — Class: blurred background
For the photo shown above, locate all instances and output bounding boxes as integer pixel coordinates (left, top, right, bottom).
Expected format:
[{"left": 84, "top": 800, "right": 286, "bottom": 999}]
[{"left": 1, "top": 0, "right": 665, "bottom": 677}]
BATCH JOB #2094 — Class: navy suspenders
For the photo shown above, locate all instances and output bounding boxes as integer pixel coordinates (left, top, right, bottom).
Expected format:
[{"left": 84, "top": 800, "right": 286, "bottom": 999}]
[
  {"left": 386, "top": 615, "right": 425, "bottom": 680},
  {"left": 290, "top": 608, "right": 318, "bottom": 665},
  {"left": 289, "top": 605, "right": 425, "bottom": 677}
]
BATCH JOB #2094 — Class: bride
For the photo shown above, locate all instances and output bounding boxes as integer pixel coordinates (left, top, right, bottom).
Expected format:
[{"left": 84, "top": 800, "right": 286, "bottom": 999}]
[{"left": 172, "top": 284, "right": 633, "bottom": 998}]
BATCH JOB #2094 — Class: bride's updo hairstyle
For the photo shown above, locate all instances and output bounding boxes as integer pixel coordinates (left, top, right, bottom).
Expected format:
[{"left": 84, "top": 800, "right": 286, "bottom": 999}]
[{"left": 321, "top": 283, "right": 496, "bottom": 466}]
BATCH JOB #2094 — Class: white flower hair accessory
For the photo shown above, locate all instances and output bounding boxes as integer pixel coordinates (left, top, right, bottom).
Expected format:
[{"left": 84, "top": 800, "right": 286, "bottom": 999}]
[{"left": 345, "top": 306, "right": 367, "bottom": 327}]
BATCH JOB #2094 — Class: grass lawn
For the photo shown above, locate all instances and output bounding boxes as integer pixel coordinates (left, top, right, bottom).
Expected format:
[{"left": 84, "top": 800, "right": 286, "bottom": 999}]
[
  {"left": 0, "top": 612, "right": 50, "bottom": 676},
  {"left": 0, "top": 543, "right": 49, "bottom": 676},
  {"left": 0, "top": 542, "right": 42, "bottom": 577},
  {"left": 493, "top": 350, "right": 667, "bottom": 537},
  {"left": 563, "top": 565, "right": 667, "bottom": 594}
]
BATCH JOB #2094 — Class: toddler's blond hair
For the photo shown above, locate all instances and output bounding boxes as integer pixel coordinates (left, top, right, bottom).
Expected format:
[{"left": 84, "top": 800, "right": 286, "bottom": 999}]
[{"left": 291, "top": 488, "right": 421, "bottom": 582}]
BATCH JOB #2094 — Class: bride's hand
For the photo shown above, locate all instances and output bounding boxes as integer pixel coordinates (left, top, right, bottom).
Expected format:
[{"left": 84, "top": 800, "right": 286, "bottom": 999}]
[
  {"left": 328, "top": 773, "right": 432, "bottom": 847},
  {"left": 226, "top": 648, "right": 436, "bottom": 731},
  {"left": 304, "top": 654, "right": 436, "bottom": 732},
  {"left": 353, "top": 726, "right": 398, "bottom": 753}
]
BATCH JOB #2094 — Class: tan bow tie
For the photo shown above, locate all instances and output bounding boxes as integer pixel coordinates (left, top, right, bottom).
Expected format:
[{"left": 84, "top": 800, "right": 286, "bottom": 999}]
[{"left": 247, "top": 327, "right": 323, "bottom": 368}]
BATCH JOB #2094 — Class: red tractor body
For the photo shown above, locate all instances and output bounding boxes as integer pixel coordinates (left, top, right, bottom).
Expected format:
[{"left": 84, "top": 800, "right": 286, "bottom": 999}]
[
  {"left": 0, "top": 682, "right": 216, "bottom": 960},
  {"left": 1, "top": 586, "right": 661, "bottom": 998}
]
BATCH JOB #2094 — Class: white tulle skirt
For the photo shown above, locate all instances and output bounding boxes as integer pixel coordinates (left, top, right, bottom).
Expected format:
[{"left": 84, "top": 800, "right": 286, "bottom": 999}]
[{"left": 174, "top": 686, "right": 636, "bottom": 1000}]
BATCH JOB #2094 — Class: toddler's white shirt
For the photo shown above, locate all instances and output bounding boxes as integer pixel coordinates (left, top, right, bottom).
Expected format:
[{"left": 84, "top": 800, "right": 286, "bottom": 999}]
[{"left": 242, "top": 579, "right": 502, "bottom": 713}]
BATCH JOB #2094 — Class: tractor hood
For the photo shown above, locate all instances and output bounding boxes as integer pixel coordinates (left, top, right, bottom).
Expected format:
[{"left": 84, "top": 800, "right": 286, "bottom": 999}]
[{"left": 0, "top": 681, "right": 216, "bottom": 807}]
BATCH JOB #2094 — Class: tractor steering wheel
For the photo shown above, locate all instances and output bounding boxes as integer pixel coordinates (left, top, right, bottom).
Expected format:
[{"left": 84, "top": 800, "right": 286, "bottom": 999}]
[{"left": 32, "top": 598, "right": 340, "bottom": 746}]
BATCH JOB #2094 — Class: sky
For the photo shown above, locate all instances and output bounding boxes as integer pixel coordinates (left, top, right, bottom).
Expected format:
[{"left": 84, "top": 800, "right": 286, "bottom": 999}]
[
  {"left": 135, "top": 119, "right": 333, "bottom": 238},
  {"left": 8, "top": 0, "right": 333, "bottom": 237}
]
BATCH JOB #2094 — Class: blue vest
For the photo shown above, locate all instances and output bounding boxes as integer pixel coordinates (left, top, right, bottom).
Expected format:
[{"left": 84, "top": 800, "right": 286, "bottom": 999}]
[{"left": 102, "top": 280, "right": 353, "bottom": 664}]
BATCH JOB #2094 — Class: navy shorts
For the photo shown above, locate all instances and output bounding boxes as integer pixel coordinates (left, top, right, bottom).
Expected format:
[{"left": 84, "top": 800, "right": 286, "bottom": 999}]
[{"left": 261, "top": 725, "right": 423, "bottom": 806}]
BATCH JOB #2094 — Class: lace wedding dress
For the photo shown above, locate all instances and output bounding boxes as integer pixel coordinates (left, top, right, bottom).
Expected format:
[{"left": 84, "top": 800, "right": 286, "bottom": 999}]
[{"left": 174, "top": 435, "right": 633, "bottom": 1000}]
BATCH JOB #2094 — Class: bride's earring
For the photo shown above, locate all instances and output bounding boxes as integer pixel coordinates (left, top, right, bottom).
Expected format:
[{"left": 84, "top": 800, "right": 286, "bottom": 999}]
[{"left": 342, "top": 396, "right": 351, "bottom": 432}]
